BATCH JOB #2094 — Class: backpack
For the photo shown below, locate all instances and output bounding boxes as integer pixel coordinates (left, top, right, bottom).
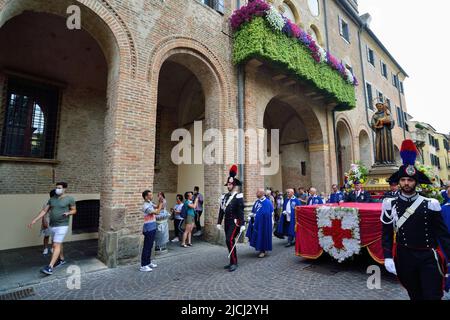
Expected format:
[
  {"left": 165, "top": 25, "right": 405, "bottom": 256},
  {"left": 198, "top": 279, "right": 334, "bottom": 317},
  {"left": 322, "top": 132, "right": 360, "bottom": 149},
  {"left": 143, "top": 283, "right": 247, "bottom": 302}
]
[{"left": 180, "top": 202, "right": 188, "bottom": 219}]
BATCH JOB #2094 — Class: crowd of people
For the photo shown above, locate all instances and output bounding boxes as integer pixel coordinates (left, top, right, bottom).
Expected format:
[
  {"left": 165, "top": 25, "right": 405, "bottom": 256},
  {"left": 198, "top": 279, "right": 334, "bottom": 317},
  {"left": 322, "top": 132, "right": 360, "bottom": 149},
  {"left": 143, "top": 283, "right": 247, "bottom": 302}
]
[{"left": 26, "top": 160, "right": 450, "bottom": 301}]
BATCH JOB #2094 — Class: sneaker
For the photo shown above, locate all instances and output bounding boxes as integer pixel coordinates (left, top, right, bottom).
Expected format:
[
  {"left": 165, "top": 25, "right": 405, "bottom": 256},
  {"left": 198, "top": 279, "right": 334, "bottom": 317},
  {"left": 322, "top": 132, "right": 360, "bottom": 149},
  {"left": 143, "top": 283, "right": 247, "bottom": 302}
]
[
  {"left": 258, "top": 252, "right": 266, "bottom": 258},
  {"left": 42, "top": 248, "right": 49, "bottom": 255},
  {"left": 171, "top": 238, "right": 179, "bottom": 243},
  {"left": 148, "top": 262, "right": 157, "bottom": 268},
  {"left": 54, "top": 259, "right": 66, "bottom": 268},
  {"left": 41, "top": 265, "right": 53, "bottom": 275},
  {"left": 139, "top": 266, "right": 152, "bottom": 272},
  {"left": 193, "top": 230, "right": 203, "bottom": 236},
  {"left": 229, "top": 264, "right": 238, "bottom": 272}
]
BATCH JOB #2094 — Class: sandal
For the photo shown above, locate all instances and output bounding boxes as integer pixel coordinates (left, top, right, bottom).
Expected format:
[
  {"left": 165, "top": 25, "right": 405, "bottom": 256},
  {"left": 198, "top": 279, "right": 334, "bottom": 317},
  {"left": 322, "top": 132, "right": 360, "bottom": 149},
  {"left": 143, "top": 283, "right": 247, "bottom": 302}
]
[
  {"left": 187, "top": 243, "right": 193, "bottom": 247},
  {"left": 181, "top": 244, "right": 188, "bottom": 248}
]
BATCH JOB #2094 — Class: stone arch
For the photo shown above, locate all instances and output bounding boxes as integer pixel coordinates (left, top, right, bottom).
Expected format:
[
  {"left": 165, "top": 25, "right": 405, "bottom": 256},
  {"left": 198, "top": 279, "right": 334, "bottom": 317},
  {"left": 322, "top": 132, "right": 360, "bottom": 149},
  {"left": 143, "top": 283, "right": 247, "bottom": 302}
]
[
  {"left": 262, "top": 95, "right": 325, "bottom": 145},
  {"left": 147, "top": 36, "right": 231, "bottom": 125},
  {"left": 0, "top": 0, "right": 135, "bottom": 78}
]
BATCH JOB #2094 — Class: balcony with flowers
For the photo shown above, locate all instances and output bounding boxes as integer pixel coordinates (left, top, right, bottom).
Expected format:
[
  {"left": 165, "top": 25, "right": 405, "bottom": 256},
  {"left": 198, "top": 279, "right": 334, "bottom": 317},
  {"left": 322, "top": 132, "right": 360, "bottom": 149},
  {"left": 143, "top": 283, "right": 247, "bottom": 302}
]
[{"left": 230, "top": 0, "right": 357, "bottom": 111}]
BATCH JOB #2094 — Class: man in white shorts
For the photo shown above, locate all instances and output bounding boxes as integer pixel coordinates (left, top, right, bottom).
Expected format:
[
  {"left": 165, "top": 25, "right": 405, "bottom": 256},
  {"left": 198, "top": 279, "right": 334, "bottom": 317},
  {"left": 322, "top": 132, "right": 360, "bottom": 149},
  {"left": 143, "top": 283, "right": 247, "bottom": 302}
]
[{"left": 29, "top": 182, "right": 76, "bottom": 275}]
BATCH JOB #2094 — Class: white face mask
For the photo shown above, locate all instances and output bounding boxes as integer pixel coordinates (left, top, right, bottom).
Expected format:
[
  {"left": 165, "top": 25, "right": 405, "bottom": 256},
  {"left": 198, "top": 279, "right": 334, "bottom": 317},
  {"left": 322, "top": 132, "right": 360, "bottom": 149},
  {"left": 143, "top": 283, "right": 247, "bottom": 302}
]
[{"left": 55, "top": 188, "right": 64, "bottom": 196}]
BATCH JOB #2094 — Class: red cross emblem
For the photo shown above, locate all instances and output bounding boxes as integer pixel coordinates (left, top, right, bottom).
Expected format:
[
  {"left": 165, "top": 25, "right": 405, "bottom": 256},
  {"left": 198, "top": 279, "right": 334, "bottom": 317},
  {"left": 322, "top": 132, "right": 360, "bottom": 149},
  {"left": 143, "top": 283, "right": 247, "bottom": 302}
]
[{"left": 322, "top": 219, "right": 352, "bottom": 250}]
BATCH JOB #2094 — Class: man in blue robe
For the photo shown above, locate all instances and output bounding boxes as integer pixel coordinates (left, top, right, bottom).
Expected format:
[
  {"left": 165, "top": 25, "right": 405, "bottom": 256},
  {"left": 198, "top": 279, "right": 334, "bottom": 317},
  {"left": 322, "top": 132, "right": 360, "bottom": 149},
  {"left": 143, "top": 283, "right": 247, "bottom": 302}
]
[
  {"left": 441, "top": 185, "right": 450, "bottom": 205},
  {"left": 307, "top": 187, "right": 324, "bottom": 205},
  {"left": 275, "top": 189, "right": 301, "bottom": 247},
  {"left": 327, "top": 184, "right": 344, "bottom": 204},
  {"left": 246, "top": 188, "right": 273, "bottom": 258},
  {"left": 442, "top": 201, "right": 450, "bottom": 292}
]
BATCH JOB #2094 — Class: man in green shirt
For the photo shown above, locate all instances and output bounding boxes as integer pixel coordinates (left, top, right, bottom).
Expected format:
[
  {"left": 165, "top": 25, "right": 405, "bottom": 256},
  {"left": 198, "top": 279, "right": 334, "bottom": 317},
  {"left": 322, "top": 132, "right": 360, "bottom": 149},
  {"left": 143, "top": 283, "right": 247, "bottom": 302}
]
[{"left": 29, "top": 182, "right": 76, "bottom": 275}]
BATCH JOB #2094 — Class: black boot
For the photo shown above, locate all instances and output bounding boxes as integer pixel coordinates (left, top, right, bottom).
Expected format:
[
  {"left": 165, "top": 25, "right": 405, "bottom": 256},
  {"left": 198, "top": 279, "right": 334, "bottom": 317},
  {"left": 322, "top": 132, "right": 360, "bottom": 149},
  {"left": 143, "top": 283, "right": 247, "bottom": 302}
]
[
  {"left": 229, "top": 264, "right": 238, "bottom": 272},
  {"left": 223, "top": 264, "right": 231, "bottom": 269}
]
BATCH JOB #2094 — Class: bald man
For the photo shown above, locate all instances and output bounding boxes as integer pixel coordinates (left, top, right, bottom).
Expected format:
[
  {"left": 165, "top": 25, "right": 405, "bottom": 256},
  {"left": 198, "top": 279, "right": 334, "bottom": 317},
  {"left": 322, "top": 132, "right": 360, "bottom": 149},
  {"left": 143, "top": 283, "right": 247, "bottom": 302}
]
[
  {"left": 246, "top": 188, "right": 273, "bottom": 258},
  {"left": 275, "top": 189, "right": 301, "bottom": 247},
  {"left": 307, "top": 188, "right": 324, "bottom": 205}
]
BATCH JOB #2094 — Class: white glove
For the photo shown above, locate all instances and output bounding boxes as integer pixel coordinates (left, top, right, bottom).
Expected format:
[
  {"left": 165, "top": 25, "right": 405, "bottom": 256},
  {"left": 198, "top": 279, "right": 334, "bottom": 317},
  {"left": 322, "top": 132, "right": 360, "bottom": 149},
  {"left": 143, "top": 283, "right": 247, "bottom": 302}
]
[
  {"left": 384, "top": 258, "right": 397, "bottom": 275},
  {"left": 240, "top": 225, "right": 246, "bottom": 232},
  {"left": 247, "top": 215, "right": 252, "bottom": 222},
  {"left": 216, "top": 224, "right": 222, "bottom": 231},
  {"left": 282, "top": 211, "right": 287, "bottom": 216}
]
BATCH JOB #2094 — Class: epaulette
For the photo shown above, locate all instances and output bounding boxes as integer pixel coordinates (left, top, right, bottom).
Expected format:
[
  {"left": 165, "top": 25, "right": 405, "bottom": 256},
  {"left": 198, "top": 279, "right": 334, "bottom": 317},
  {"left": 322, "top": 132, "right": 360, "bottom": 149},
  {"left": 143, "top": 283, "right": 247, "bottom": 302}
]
[{"left": 236, "top": 193, "right": 244, "bottom": 199}]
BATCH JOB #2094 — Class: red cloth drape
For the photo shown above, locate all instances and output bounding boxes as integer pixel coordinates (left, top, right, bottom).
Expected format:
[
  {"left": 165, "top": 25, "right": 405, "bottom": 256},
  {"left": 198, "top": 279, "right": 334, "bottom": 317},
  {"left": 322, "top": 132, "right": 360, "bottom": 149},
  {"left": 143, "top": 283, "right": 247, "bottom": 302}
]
[{"left": 295, "top": 203, "right": 384, "bottom": 264}]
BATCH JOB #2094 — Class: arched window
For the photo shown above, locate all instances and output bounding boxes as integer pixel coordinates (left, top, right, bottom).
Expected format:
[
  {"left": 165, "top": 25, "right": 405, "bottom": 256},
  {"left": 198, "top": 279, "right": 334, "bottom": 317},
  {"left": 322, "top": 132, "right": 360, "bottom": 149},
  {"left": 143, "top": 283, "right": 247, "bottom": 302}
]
[
  {"left": 308, "top": 0, "right": 320, "bottom": 17},
  {"left": 282, "top": 2, "right": 296, "bottom": 22},
  {"left": 310, "top": 25, "right": 323, "bottom": 46}
]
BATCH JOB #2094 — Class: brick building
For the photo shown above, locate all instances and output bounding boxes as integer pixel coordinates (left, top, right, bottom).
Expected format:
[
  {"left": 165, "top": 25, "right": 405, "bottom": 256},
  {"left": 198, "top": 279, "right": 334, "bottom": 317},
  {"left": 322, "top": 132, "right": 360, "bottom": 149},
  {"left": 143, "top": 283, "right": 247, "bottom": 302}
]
[{"left": 0, "top": 0, "right": 409, "bottom": 267}]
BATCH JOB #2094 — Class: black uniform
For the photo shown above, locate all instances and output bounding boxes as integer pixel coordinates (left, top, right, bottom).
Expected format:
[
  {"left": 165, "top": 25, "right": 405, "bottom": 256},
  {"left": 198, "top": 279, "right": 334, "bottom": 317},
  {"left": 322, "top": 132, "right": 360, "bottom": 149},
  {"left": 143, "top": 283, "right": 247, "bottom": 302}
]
[
  {"left": 382, "top": 193, "right": 450, "bottom": 300},
  {"left": 382, "top": 190, "right": 399, "bottom": 200},
  {"left": 217, "top": 192, "right": 245, "bottom": 266},
  {"left": 345, "top": 190, "right": 372, "bottom": 203}
]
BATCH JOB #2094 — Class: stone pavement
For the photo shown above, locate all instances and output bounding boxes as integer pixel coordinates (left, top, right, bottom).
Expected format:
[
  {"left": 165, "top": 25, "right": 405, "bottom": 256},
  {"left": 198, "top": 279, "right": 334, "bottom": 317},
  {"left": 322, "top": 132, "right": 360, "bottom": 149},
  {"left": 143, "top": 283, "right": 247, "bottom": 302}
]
[
  {"left": 2, "top": 237, "right": 449, "bottom": 300},
  {"left": 0, "top": 239, "right": 106, "bottom": 293}
]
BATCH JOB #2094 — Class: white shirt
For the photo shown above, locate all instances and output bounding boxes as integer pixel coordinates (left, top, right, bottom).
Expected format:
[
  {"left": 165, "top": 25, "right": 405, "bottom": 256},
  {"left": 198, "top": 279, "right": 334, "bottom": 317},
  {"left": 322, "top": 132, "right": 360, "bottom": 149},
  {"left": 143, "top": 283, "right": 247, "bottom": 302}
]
[{"left": 286, "top": 196, "right": 295, "bottom": 222}]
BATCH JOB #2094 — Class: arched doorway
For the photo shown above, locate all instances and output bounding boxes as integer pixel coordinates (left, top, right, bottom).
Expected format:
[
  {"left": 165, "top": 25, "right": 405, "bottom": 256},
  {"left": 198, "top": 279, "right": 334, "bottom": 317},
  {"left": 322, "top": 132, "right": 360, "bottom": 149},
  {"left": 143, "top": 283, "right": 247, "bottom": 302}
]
[
  {"left": 263, "top": 99, "right": 310, "bottom": 192},
  {"left": 154, "top": 60, "right": 205, "bottom": 224},
  {"left": 0, "top": 0, "right": 122, "bottom": 272},
  {"left": 152, "top": 48, "right": 228, "bottom": 243},
  {"left": 336, "top": 120, "right": 353, "bottom": 187},
  {"left": 394, "top": 145, "right": 401, "bottom": 166},
  {"left": 359, "top": 130, "right": 372, "bottom": 168}
]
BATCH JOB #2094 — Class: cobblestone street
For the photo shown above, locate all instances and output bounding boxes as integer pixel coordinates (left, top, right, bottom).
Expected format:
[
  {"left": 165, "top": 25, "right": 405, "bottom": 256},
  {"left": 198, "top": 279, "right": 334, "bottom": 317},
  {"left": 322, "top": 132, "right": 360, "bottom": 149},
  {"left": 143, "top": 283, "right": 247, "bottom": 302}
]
[{"left": 14, "top": 238, "right": 436, "bottom": 300}]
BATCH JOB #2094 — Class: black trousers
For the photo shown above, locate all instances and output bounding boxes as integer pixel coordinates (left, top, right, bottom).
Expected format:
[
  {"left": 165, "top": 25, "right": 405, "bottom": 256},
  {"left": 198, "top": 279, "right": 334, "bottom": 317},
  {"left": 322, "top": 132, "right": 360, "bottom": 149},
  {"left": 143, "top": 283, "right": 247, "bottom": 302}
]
[
  {"left": 141, "top": 229, "right": 156, "bottom": 267},
  {"left": 225, "top": 220, "right": 240, "bottom": 265},
  {"left": 173, "top": 219, "right": 184, "bottom": 239},
  {"left": 395, "top": 246, "right": 445, "bottom": 300},
  {"left": 194, "top": 210, "right": 203, "bottom": 231}
]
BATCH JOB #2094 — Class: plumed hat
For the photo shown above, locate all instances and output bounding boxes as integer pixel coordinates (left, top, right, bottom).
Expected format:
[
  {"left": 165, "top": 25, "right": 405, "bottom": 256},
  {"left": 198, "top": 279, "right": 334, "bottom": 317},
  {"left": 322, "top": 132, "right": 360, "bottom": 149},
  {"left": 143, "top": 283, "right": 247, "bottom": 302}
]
[
  {"left": 387, "top": 140, "right": 432, "bottom": 185},
  {"left": 224, "top": 165, "right": 242, "bottom": 186}
]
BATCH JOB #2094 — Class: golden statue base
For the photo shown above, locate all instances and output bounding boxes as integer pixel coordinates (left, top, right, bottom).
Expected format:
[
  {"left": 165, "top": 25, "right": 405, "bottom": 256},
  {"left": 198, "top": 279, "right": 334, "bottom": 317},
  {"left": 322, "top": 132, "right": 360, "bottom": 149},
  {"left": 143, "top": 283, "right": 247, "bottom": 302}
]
[{"left": 364, "top": 165, "right": 398, "bottom": 192}]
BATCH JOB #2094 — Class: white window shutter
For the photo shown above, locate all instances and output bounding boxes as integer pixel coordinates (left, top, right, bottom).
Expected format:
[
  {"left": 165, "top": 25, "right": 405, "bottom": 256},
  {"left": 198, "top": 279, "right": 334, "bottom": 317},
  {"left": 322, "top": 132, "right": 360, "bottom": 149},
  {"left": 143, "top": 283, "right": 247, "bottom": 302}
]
[{"left": 338, "top": 15, "right": 343, "bottom": 36}]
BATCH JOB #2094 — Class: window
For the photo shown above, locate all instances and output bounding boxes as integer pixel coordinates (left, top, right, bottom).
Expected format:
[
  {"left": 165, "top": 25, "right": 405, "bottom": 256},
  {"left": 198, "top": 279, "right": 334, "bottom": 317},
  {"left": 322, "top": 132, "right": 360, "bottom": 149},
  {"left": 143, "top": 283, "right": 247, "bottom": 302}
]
[
  {"left": 392, "top": 73, "right": 399, "bottom": 88},
  {"left": 366, "top": 82, "right": 373, "bottom": 110},
  {"left": 72, "top": 200, "right": 100, "bottom": 234},
  {"left": 396, "top": 106, "right": 404, "bottom": 129},
  {"left": 310, "top": 25, "right": 323, "bottom": 46},
  {"left": 345, "top": 64, "right": 353, "bottom": 74},
  {"left": 376, "top": 90, "right": 384, "bottom": 103},
  {"left": 403, "top": 112, "right": 409, "bottom": 131},
  {"left": 367, "top": 46, "right": 375, "bottom": 66},
  {"left": 202, "top": 0, "right": 224, "bottom": 14},
  {"left": 339, "top": 16, "right": 350, "bottom": 43},
  {"left": 301, "top": 161, "right": 306, "bottom": 176},
  {"left": 380, "top": 61, "right": 388, "bottom": 78},
  {"left": 386, "top": 98, "right": 392, "bottom": 111},
  {"left": 436, "top": 138, "right": 440, "bottom": 151},
  {"left": 308, "top": 0, "right": 320, "bottom": 17},
  {"left": 1, "top": 77, "right": 59, "bottom": 158},
  {"left": 400, "top": 81, "right": 404, "bottom": 94}
]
